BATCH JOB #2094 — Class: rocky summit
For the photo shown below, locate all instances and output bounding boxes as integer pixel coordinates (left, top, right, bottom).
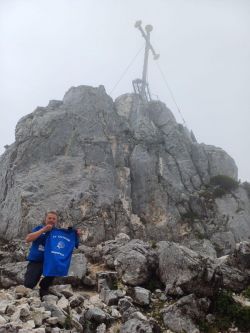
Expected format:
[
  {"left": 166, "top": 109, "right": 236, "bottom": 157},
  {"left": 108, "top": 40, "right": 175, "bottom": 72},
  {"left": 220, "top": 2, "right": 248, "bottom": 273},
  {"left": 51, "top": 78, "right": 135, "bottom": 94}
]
[
  {"left": 0, "top": 85, "right": 250, "bottom": 332},
  {"left": 0, "top": 85, "right": 249, "bottom": 254}
]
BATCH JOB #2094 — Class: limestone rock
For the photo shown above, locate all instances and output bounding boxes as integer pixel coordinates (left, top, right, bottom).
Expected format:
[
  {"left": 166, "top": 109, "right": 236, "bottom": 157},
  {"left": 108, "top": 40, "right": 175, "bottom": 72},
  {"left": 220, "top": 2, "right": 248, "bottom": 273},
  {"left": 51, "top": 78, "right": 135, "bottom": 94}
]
[
  {"left": 0, "top": 85, "right": 244, "bottom": 250},
  {"left": 120, "top": 318, "right": 153, "bottom": 333},
  {"left": 132, "top": 286, "right": 151, "bottom": 306},
  {"left": 114, "top": 240, "right": 157, "bottom": 286},
  {"left": 84, "top": 307, "right": 111, "bottom": 323},
  {"left": 162, "top": 294, "right": 210, "bottom": 333},
  {"left": 157, "top": 241, "right": 219, "bottom": 296}
]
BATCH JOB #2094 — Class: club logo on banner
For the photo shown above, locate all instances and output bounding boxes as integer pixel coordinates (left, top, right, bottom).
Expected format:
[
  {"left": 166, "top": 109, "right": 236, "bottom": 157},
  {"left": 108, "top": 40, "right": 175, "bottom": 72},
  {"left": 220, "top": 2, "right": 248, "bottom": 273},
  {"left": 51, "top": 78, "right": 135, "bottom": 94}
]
[{"left": 57, "top": 241, "right": 65, "bottom": 249}]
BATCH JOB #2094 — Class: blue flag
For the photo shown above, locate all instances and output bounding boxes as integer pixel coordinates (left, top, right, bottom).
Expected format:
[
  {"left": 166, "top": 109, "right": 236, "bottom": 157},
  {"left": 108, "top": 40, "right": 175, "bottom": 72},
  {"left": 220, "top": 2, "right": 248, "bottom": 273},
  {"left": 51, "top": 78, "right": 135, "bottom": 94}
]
[{"left": 43, "top": 228, "right": 79, "bottom": 277}]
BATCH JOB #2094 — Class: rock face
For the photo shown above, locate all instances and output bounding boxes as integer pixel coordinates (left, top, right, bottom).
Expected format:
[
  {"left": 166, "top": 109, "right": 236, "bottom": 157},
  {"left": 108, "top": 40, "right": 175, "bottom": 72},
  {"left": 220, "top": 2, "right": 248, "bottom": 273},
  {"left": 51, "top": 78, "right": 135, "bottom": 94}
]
[{"left": 0, "top": 85, "right": 249, "bottom": 254}]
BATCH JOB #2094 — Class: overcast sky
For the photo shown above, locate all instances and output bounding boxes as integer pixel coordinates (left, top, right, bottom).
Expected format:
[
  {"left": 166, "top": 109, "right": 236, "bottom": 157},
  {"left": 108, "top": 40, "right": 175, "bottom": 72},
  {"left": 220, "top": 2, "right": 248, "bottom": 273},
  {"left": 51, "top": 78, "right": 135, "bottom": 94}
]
[{"left": 0, "top": 0, "right": 249, "bottom": 181}]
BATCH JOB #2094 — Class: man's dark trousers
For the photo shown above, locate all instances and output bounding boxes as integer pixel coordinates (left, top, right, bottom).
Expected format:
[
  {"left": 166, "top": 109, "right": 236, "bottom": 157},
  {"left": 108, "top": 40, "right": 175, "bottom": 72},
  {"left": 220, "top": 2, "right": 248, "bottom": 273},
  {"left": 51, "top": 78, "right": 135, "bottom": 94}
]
[{"left": 24, "top": 261, "right": 54, "bottom": 296}]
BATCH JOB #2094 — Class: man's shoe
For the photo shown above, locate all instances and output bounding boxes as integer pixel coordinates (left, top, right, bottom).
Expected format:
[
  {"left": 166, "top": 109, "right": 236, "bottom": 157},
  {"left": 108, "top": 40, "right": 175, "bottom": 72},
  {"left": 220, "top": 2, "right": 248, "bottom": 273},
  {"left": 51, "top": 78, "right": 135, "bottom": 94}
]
[{"left": 39, "top": 288, "right": 50, "bottom": 300}]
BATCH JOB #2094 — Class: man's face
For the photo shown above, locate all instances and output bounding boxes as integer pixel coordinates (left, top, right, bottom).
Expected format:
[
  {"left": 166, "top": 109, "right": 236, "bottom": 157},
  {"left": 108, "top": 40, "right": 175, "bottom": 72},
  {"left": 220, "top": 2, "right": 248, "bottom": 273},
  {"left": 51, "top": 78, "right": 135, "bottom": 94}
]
[{"left": 45, "top": 213, "right": 58, "bottom": 227}]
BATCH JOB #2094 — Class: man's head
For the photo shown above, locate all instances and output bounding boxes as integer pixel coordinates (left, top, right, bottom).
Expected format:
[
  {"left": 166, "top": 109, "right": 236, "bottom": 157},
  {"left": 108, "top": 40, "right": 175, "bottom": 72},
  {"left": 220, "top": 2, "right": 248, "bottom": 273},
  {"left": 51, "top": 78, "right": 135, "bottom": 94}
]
[{"left": 44, "top": 211, "right": 58, "bottom": 227}]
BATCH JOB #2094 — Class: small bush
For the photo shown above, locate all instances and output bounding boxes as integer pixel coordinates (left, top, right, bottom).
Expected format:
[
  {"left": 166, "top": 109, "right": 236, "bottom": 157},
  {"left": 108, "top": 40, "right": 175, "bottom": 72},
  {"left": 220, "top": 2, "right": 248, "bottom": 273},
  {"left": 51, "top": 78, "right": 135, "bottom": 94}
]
[
  {"left": 242, "top": 286, "right": 250, "bottom": 299},
  {"left": 212, "top": 290, "right": 250, "bottom": 332},
  {"left": 150, "top": 240, "right": 157, "bottom": 249},
  {"left": 213, "top": 187, "right": 227, "bottom": 198},
  {"left": 198, "top": 320, "right": 218, "bottom": 333},
  {"left": 64, "top": 306, "right": 73, "bottom": 329},
  {"left": 210, "top": 175, "right": 239, "bottom": 191}
]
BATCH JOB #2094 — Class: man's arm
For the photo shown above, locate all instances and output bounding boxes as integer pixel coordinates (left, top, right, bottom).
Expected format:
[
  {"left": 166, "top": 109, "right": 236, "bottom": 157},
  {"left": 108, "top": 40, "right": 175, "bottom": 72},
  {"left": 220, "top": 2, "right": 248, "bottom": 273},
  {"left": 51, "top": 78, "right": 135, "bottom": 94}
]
[{"left": 25, "top": 224, "right": 53, "bottom": 243}]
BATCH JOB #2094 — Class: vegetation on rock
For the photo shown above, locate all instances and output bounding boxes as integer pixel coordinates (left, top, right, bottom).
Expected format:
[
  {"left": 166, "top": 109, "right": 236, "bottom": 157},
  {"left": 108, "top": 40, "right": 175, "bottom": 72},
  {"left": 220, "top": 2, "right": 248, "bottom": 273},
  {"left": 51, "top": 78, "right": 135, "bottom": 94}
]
[
  {"left": 210, "top": 175, "right": 239, "bottom": 198},
  {"left": 199, "top": 289, "right": 250, "bottom": 333}
]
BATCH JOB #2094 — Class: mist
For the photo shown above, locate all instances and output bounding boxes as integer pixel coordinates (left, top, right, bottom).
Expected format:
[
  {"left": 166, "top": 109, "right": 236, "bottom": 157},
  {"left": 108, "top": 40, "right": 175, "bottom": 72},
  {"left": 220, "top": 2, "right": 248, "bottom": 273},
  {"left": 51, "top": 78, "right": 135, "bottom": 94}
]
[{"left": 0, "top": 0, "right": 249, "bottom": 180}]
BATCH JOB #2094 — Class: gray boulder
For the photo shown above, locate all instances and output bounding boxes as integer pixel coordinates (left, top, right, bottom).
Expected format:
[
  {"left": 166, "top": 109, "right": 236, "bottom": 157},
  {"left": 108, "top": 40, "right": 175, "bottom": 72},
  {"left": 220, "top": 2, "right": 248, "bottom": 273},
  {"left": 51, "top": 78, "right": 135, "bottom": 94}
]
[
  {"left": 131, "top": 286, "right": 151, "bottom": 306},
  {"left": 114, "top": 239, "right": 157, "bottom": 286},
  {"left": 120, "top": 319, "right": 153, "bottom": 333},
  {"left": 0, "top": 262, "right": 27, "bottom": 288},
  {"left": 157, "top": 241, "right": 219, "bottom": 296},
  {"left": 162, "top": 294, "right": 210, "bottom": 333},
  {"left": 84, "top": 307, "right": 111, "bottom": 324}
]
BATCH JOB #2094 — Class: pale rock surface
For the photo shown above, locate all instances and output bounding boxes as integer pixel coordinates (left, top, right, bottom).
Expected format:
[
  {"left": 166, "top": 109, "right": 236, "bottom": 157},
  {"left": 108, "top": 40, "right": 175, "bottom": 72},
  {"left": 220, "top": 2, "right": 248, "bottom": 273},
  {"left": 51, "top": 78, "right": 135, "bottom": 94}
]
[{"left": 0, "top": 85, "right": 248, "bottom": 256}]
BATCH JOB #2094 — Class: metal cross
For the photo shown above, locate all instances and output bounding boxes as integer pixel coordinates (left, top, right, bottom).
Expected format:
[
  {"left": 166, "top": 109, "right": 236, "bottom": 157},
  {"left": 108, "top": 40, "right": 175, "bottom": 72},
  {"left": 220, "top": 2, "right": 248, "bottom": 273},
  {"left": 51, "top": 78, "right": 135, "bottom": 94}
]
[{"left": 133, "top": 20, "right": 160, "bottom": 102}]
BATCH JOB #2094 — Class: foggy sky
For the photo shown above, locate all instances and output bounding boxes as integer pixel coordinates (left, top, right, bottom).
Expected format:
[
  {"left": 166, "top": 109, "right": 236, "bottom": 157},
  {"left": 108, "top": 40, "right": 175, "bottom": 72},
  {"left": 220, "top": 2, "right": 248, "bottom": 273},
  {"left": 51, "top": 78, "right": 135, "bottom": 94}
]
[{"left": 0, "top": 0, "right": 249, "bottom": 181}]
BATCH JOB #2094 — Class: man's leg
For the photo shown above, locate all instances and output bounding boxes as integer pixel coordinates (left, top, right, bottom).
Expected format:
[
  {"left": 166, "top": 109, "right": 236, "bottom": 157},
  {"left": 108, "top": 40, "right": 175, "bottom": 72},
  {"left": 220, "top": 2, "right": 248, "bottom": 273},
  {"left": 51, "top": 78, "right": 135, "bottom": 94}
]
[
  {"left": 24, "top": 262, "right": 43, "bottom": 289},
  {"left": 39, "top": 276, "right": 55, "bottom": 298}
]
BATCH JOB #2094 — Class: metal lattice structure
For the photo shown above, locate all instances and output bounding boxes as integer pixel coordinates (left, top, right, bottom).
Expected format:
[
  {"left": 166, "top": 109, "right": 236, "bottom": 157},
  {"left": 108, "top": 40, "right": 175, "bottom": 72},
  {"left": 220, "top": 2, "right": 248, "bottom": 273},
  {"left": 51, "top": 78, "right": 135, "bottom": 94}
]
[{"left": 133, "top": 20, "right": 160, "bottom": 102}]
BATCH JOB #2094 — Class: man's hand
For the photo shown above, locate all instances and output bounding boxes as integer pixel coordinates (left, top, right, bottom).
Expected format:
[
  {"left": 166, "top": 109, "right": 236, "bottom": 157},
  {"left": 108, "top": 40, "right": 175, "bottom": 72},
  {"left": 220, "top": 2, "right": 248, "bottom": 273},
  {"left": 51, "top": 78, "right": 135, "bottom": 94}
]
[
  {"left": 76, "top": 228, "right": 82, "bottom": 236},
  {"left": 25, "top": 224, "right": 53, "bottom": 243},
  {"left": 43, "top": 224, "right": 53, "bottom": 232}
]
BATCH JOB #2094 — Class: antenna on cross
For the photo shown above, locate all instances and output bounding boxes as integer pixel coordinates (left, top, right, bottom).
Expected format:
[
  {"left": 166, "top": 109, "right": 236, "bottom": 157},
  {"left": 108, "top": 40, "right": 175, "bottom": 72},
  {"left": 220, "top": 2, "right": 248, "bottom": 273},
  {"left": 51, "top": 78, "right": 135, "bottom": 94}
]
[{"left": 133, "top": 20, "right": 160, "bottom": 103}]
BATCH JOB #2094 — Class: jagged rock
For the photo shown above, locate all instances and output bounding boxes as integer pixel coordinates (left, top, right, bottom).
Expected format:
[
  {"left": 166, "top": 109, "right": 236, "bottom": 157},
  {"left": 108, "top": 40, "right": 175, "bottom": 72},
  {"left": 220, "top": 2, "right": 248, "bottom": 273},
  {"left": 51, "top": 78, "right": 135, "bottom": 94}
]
[
  {"left": 32, "top": 308, "right": 46, "bottom": 326},
  {"left": 157, "top": 241, "right": 220, "bottom": 296},
  {"left": 1, "top": 85, "right": 247, "bottom": 252},
  {"left": 100, "top": 288, "right": 118, "bottom": 306},
  {"left": 118, "top": 297, "right": 137, "bottom": 322},
  {"left": 50, "top": 284, "right": 74, "bottom": 298},
  {"left": 97, "top": 271, "right": 118, "bottom": 292},
  {"left": 120, "top": 318, "right": 153, "bottom": 333},
  {"left": 111, "top": 307, "right": 121, "bottom": 319},
  {"left": 162, "top": 294, "right": 210, "bottom": 333},
  {"left": 0, "top": 301, "right": 10, "bottom": 315},
  {"left": 19, "top": 303, "right": 30, "bottom": 317},
  {"left": 68, "top": 253, "right": 87, "bottom": 278},
  {"left": 82, "top": 274, "right": 96, "bottom": 287},
  {"left": 46, "top": 317, "right": 59, "bottom": 325},
  {"left": 21, "top": 319, "right": 36, "bottom": 330},
  {"left": 235, "top": 241, "right": 250, "bottom": 268},
  {"left": 114, "top": 239, "right": 157, "bottom": 286},
  {"left": 184, "top": 239, "right": 217, "bottom": 259},
  {"left": 84, "top": 307, "right": 111, "bottom": 324},
  {"left": 57, "top": 296, "right": 69, "bottom": 310},
  {"left": 215, "top": 254, "right": 250, "bottom": 292},
  {"left": 0, "top": 314, "right": 6, "bottom": 325},
  {"left": 96, "top": 323, "right": 106, "bottom": 333},
  {"left": 43, "top": 294, "right": 59, "bottom": 304},
  {"left": 33, "top": 329, "right": 46, "bottom": 333},
  {"left": 100, "top": 287, "right": 125, "bottom": 306},
  {"left": 131, "top": 286, "right": 151, "bottom": 306},
  {"left": 0, "top": 262, "right": 27, "bottom": 288},
  {"left": 71, "top": 315, "right": 84, "bottom": 333},
  {"left": 1, "top": 84, "right": 250, "bottom": 333},
  {"left": 14, "top": 285, "right": 29, "bottom": 297},
  {"left": 69, "top": 294, "right": 85, "bottom": 308},
  {"left": 101, "top": 237, "right": 131, "bottom": 269},
  {"left": 0, "top": 324, "right": 20, "bottom": 333},
  {"left": 210, "top": 231, "right": 236, "bottom": 256},
  {"left": 42, "top": 302, "right": 66, "bottom": 324}
]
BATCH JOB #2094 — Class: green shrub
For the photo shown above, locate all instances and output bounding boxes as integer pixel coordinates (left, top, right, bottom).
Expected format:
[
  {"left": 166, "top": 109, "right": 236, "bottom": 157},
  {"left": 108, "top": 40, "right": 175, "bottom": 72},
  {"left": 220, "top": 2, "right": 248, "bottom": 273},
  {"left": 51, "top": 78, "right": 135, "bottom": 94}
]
[
  {"left": 198, "top": 320, "right": 218, "bottom": 333},
  {"left": 213, "top": 187, "right": 227, "bottom": 198},
  {"left": 210, "top": 175, "right": 239, "bottom": 191},
  {"left": 64, "top": 306, "right": 73, "bottom": 329},
  {"left": 242, "top": 286, "right": 250, "bottom": 299},
  {"left": 150, "top": 240, "right": 157, "bottom": 249},
  {"left": 212, "top": 290, "right": 250, "bottom": 332}
]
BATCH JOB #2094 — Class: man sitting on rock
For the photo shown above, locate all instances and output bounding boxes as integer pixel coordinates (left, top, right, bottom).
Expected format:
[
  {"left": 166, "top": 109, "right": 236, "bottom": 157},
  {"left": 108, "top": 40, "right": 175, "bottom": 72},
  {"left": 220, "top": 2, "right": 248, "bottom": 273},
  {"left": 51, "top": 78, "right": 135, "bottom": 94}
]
[{"left": 24, "top": 211, "right": 59, "bottom": 299}]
